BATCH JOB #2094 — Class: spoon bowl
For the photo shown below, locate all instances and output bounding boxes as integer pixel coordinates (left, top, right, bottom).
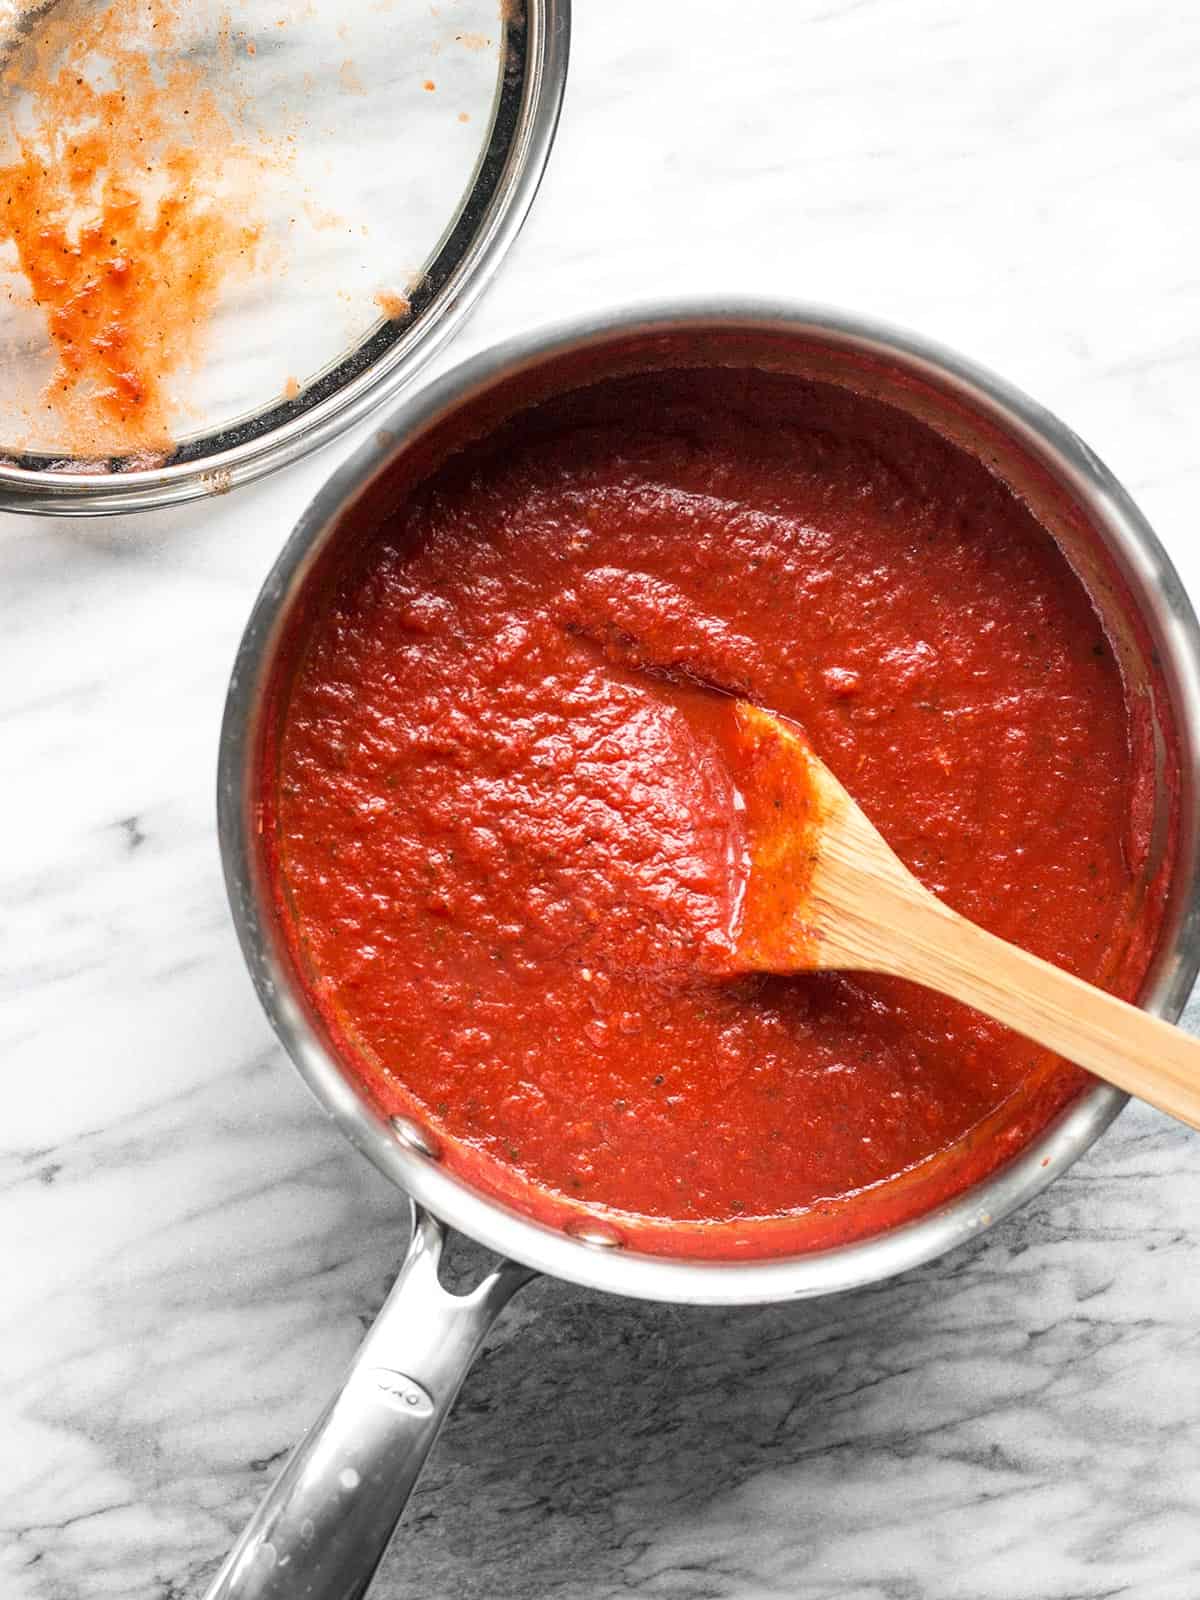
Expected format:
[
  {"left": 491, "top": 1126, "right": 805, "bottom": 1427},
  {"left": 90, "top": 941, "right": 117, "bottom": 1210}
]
[{"left": 726, "top": 701, "right": 1200, "bottom": 1131}]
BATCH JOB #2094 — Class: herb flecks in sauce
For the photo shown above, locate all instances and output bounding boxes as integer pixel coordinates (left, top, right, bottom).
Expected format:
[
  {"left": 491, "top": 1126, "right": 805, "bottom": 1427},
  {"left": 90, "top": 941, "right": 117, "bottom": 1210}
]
[{"left": 273, "top": 370, "right": 1171, "bottom": 1259}]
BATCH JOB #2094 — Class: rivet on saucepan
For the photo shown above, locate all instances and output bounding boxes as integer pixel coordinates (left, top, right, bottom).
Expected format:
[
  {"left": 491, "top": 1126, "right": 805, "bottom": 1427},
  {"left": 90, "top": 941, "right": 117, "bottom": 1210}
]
[
  {"left": 564, "top": 1219, "right": 625, "bottom": 1249},
  {"left": 389, "top": 1116, "right": 442, "bottom": 1160}
]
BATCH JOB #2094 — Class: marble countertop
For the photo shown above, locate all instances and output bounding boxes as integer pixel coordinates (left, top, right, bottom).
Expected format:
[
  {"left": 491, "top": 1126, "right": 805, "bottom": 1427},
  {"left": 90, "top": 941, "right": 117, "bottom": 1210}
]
[{"left": 4, "top": 2, "right": 1200, "bottom": 1596}]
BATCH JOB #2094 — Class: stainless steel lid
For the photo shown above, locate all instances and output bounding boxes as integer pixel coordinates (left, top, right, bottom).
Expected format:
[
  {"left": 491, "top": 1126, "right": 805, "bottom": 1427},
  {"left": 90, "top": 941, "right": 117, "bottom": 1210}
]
[{"left": 0, "top": 0, "right": 569, "bottom": 515}]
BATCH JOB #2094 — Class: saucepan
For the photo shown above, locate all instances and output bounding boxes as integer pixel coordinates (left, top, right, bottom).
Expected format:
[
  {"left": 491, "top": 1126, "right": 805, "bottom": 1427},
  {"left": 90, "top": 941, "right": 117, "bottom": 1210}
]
[{"left": 209, "top": 301, "right": 1200, "bottom": 1600}]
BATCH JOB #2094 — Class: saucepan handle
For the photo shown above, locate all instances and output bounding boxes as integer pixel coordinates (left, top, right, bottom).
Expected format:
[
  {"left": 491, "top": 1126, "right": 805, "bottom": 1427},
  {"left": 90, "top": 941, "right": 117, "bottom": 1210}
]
[{"left": 202, "top": 1204, "right": 534, "bottom": 1600}]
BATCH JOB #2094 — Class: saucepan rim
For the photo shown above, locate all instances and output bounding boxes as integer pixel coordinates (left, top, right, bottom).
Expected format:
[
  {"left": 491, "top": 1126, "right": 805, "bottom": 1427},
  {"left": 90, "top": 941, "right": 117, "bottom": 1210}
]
[{"left": 217, "top": 296, "right": 1200, "bottom": 1306}]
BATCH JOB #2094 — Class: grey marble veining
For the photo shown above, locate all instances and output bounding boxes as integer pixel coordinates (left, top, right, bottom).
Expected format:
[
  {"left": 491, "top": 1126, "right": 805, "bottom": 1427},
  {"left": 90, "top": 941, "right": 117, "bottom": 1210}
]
[{"left": 4, "top": 1, "right": 1200, "bottom": 1597}]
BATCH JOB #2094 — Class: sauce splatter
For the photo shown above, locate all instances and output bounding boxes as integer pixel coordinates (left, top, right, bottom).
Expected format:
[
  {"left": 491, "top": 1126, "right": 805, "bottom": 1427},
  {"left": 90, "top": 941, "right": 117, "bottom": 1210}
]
[
  {"left": 0, "top": 0, "right": 267, "bottom": 455},
  {"left": 338, "top": 58, "right": 366, "bottom": 96},
  {"left": 374, "top": 289, "right": 411, "bottom": 322}
]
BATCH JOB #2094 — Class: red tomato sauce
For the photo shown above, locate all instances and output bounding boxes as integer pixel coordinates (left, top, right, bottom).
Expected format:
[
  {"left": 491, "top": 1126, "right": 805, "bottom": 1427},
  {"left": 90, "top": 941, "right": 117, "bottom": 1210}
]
[{"left": 272, "top": 370, "right": 1169, "bottom": 1257}]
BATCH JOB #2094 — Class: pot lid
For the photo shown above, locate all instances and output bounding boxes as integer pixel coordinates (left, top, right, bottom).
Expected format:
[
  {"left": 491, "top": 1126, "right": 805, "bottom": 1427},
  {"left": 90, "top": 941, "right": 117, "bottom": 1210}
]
[{"left": 0, "top": 0, "right": 569, "bottom": 514}]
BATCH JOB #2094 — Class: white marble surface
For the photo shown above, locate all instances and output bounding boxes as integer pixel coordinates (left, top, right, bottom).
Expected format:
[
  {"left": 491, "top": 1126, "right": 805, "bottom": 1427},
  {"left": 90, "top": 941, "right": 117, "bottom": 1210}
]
[{"left": 4, "top": 2, "right": 1200, "bottom": 1596}]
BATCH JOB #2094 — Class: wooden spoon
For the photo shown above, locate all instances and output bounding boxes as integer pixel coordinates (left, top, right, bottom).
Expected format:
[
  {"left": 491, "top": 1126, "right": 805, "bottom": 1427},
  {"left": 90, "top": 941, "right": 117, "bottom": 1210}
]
[{"left": 723, "top": 700, "right": 1200, "bottom": 1131}]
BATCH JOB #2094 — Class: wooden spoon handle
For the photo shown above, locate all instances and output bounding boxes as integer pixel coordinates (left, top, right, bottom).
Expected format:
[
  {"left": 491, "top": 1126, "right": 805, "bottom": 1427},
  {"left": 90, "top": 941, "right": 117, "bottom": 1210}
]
[{"left": 876, "top": 890, "right": 1200, "bottom": 1130}]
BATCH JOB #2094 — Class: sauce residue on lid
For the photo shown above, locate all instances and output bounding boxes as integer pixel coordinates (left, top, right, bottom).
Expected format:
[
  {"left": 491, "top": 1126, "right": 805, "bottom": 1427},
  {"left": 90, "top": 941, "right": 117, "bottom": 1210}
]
[{"left": 0, "top": 0, "right": 270, "bottom": 456}]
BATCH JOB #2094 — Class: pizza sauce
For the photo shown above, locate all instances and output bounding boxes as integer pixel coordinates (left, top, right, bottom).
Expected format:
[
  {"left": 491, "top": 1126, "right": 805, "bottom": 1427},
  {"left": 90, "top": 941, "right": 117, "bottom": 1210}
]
[{"left": 271, "top": 369, "right": 1169, "bottom": 1257}]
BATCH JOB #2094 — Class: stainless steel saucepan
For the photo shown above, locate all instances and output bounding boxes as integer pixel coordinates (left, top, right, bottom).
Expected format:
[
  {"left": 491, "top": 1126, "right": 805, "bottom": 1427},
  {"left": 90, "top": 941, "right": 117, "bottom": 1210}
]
[{"left": 209, "top": 301, "right": 1200, "bottom": 1600}]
